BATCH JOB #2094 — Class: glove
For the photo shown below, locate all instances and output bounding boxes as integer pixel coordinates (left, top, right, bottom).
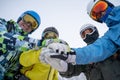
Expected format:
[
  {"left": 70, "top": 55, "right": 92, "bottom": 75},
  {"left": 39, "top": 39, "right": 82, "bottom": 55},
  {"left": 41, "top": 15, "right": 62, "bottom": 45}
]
[
  {"left": 39, "top": 47, "right": 68, "bottom": 72},
  {"left": 50, "top": 49, "right": 76, "bottom": 64},
  {"left": 24, "top": 37, "right": 41, "bottom": 49},
  {"left": 47, "top": 42, "right": 70, "bottom": 54},
  {"left": 45, "top": 55, "right": 68, "bottom": 72},
  {"left": 40, "top": 41, "right": 76, "bottom": 72},
  {"left": 40, "top": 47, "right": 54, "bottom": 63},
  {"left": 39, "top": 48, "right": 76, "bottom": 73}
]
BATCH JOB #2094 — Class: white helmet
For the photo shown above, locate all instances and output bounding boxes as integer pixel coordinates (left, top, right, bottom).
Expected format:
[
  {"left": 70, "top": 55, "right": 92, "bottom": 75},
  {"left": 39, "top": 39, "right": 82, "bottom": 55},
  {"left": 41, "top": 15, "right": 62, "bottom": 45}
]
[
  {"left": 87, "top": 0, "right": 114, "bottom": 22},
  {"left": 80, "top": 24, "right": 96, "bottom": 35},
  {"left": 87, "top": 0, "right": 100, "bottom": 16}
]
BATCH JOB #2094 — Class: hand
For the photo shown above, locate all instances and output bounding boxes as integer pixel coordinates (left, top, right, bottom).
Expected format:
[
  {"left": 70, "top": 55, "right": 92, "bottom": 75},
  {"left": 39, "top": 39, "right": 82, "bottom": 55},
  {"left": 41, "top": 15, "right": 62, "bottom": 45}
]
[
  {"left": 39, "top": 41, "right": 76, "bottom": 72},
  {"left": 39, "top": 47, "right": 68, "bottom": 72},
  {"left": 47, "top": 42, "right": 70, "bottom": 54},
  {"left": 45, "top": 55, "right": 68, "bottom": 72},
  {"left": 28, "top": 39, "right": 41, "bottom": 50},
  {"left": 39, "top": 47, "right": 76, "bottom": 72},
  {"left": 46, "top": 42, "right": 72, "bottom": 62},
  {"left": 40, "top": 47, "right": 54, "bottom": 63},
  {"left": 23, "top": 37, "right": 41, "bottom": 49},
  {"left": 50, "top": 49, "right": 76, "bottom": 64}
]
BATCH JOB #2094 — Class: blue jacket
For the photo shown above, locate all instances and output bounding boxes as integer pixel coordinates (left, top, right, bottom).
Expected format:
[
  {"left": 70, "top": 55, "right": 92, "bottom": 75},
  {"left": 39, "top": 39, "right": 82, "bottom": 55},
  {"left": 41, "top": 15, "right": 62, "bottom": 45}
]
[{"left": 74, "top": 6, "right": 120, "bottom": 64}]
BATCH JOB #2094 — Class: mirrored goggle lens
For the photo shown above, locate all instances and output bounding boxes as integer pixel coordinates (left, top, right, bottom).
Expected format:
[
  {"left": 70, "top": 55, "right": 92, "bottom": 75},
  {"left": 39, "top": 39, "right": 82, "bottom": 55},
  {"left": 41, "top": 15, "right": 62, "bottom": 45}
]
[
  {"left": 90, "top": 1, "right": 108, "bottom": 20},
  {"left": 23, "top": 14, "right": 38, "bottom": 29},
  {"left": 44, "top": 32, "right": 58, "bottom": 39},
  {"left": 81, "top": 28, "right": 94, "bottom": 39}
]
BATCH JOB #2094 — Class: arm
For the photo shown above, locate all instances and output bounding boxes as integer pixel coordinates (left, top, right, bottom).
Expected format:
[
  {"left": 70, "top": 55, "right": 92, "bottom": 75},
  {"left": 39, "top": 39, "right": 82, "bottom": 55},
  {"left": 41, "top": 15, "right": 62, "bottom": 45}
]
[
  {"left": 38, "top": 32, "right": 119, "bottom": 75},
  {"left": 0, "top": 18, "right": 41, "bottom": 52},
  {"left": 74, "top": 35, "right": 118, "bottom": 64},
  {"left": 19, "top": 49, "right": 41, "bottom": 67},
  {"left": 1, "top": 32, "right": 41, "bottom": 51}
]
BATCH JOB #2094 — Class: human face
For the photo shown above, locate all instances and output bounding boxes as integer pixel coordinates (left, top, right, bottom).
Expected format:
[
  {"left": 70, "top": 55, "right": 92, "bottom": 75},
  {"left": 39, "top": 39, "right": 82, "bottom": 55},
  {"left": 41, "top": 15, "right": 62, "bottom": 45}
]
[
  {"left": 18, "top": 19, "right": 33, "bottom": 33},
  {"left": 18, "top": 14, "right": 38, "bottom": 33},
  {"left": 81, "top": 28, "right": 93, "bottom": 39},
  {"left": 44, "top": 32, "right": 58, "bottom": 39}
]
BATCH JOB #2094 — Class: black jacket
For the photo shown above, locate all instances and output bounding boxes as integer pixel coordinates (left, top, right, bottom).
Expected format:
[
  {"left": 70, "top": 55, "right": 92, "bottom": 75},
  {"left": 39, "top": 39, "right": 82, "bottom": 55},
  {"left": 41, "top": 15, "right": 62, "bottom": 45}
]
[{"left": 60, "top": 53, "right": 120, "bottom": 80}]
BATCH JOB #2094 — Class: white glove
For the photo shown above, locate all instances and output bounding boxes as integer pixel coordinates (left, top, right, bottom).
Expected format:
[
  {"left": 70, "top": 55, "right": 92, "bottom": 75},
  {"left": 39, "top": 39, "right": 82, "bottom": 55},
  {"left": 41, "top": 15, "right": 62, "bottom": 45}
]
[
  {"left": 47, "top": 42, "right": 70, "bottom": 54},
  {"left": 45, "top": 53, "right": 68, "bottom": 72},
  {"left": 39, "top": 48, "right": 68, "bottom": 72},
  {"left": 39, "top": 41, "right": 76, "bottom": 72},
  {"left": 40, "top": 47, "right": 54, "bottom": 63},
  {"left": 50, "top": 49, "right": 76, "bottom": 64}
]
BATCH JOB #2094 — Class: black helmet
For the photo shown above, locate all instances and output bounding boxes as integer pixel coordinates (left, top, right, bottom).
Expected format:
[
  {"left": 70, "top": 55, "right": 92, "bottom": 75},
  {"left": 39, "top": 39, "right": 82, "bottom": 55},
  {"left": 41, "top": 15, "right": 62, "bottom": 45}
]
[
  {"left": 42, "top": 27, "right": 59, "bottom": 39},
  {"left": 80, "top": 24, "right": 99, "bottom": 45}
]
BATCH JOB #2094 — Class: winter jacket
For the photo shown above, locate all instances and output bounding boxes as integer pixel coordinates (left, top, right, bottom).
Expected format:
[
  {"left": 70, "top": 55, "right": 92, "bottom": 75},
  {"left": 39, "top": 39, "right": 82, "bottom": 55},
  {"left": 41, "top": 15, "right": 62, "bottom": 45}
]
[
  {"left": 60, "top": 53, "right": 120, "bottom": 80},
  {"left": 20, "top": 49, "right": 58, "bottom": 80},
  {"left": 87, "top": 56, "right": 120, "bottom": 80},
  {"left": 74, "top": 6, "right": 120, "bottom": 64},
  {"left": 0, "top": 18, "right": 39, "bottom": 80}
]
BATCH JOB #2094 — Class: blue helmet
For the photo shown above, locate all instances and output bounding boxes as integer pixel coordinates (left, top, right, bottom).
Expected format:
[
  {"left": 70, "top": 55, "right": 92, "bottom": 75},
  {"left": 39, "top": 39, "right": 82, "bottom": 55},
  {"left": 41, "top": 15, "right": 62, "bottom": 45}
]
[{"left": 17, "top": 10, "right": 41, "bottom": 33}]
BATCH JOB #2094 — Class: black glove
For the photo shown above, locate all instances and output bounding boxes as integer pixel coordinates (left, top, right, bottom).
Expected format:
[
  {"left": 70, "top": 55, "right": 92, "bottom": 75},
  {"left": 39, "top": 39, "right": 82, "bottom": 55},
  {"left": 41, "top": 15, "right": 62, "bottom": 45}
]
[{"left": 60, "top": 63, "right": 86, "bottom": 78}]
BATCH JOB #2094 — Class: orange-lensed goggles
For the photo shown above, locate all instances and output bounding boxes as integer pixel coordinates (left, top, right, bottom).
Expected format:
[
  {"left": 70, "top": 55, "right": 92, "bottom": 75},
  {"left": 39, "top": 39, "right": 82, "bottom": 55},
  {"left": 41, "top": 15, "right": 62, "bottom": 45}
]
[
  {"left": 44, "top": 32, "right": 58, "bottom": 39},
  {"left": 22, "top": 14, "right": 38, "bottom": 29},
  {"left": 81, "top": 28, "right": 94, "bottom": 39},
  {"left": 90, "top": 1, "right": 108, "bottom": 20}
]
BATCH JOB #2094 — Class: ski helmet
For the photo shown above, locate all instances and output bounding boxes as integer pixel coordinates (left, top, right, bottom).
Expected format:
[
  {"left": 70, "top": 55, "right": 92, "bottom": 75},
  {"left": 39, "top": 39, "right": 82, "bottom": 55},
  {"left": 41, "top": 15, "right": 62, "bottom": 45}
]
[
  {"left": 80, "top": 24, "right": 99, "bottom": 45},
  {"left": 42, "top": 27, "right": 59, "bottom": 39},
  {"left": 17, "top": 10, "right": 41, "bottom": 33},
  {"left": 87, "top": 0, "right": 114, "bottom": 23}
]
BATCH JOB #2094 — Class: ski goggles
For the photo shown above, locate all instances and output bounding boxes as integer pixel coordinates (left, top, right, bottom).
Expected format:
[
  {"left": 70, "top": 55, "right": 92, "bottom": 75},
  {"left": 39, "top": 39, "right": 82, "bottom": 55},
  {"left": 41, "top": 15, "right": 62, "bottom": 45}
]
[
  {"left": 22, "top": 14, "right": 38, "bottom": 30},
  {"left": 44, "top": 32, "right": 58, "bottom": 39},
  {"left": 81, "top": 27, "right": 95, "bottom": 39},
  {"left": 90, "top": 1, "right": 108, "bottom": 20}
]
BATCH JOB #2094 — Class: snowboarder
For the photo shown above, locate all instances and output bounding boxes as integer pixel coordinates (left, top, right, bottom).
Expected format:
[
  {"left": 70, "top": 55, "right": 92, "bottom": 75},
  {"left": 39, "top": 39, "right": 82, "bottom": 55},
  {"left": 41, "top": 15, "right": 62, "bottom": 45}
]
[
  {"left": 0, "top": 10, "right": 41, "bottom": 80},
  {"left": 19, "top": 27, "right": 70, "bottom": 80},
  {"left": 39, "top": 0, "right": 120, "bottom": 77}
]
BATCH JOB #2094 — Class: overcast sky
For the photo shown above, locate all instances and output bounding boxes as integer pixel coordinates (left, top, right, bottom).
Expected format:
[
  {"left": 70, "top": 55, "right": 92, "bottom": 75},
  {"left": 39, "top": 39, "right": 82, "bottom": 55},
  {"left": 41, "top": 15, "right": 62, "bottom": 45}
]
[
  {"left": 0, "top": 0, "right": 120, "bottom": 80},
  {"left": 0, "top": 0, "right": 120, "bottom": 48}
]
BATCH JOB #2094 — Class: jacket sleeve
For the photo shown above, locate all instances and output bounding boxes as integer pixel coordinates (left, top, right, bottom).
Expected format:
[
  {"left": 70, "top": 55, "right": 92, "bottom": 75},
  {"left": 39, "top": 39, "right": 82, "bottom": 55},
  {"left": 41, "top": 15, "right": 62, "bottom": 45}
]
[
  {"left": 74, "top": 6, "right": 120, "bottom": 64},
  {"left": 74, "top": 35, "right": 118, "bottom": 64},
  {"left": 0, "top": 18, "right": 41, "bottom": 52},
  {"left": 0, "top": 32, "right": 41, "bottom": 52},
  {"left": 52, "top": 70, "right": 58, "bottom": 80},
  {"left": 19, "top": 49, "right": 41, "bottom": 67}
]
